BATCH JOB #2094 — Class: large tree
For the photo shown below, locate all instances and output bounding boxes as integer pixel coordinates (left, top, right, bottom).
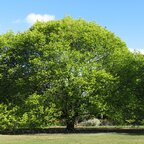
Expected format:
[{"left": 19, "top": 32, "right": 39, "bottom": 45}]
[
  {"left": 0, "top": 17, "right": 129, "bottom": 130},
  {"left": 27, "top": 17, "right": 129, "bottom": 130}
]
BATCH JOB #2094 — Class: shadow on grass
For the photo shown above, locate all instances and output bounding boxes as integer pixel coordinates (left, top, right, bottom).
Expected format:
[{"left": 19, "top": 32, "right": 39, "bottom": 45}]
[{"left": 0, "top": 127, "right": 144, "bottom": 135}]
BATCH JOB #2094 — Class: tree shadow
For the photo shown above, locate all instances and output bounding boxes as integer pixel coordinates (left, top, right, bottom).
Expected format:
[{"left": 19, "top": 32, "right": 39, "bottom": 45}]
[{"left": 0, "top": 127, "right": 144, "bottom": 135}]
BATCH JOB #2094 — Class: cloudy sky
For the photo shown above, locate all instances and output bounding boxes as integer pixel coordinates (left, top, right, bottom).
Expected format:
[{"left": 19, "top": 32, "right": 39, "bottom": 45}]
[{"left": 0, "top": 0, "right": 144, "bottom": 53}]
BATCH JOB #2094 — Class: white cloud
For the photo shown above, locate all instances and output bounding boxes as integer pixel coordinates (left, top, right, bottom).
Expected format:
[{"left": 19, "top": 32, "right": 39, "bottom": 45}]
[
  {"left": 26, "top": 13, "right": 55, "bottom": 25},
  {"left": 129, "top": 48, "right": 144, "bottom": 54}
]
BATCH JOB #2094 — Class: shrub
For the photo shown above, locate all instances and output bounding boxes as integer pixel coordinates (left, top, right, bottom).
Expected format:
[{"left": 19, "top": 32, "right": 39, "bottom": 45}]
[{"left": 79, "top": 118, "right": 101, "bottom": 126}]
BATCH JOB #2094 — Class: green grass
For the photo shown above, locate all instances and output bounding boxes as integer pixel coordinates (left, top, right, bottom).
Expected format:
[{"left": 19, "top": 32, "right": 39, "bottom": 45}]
[{"left": 0, "top": 133, "right": 144, "bottom": 144}]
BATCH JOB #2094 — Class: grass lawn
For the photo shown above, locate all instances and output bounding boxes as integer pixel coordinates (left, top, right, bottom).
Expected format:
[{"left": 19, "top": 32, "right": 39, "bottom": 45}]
[{"left": 0, "top": 133, "right": 144, "bottom": 144}]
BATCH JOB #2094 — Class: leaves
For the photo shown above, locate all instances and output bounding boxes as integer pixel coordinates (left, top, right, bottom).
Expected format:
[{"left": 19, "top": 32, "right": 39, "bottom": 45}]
[{"left": 1, "top": 17, "right": 140, "bottom": 129}]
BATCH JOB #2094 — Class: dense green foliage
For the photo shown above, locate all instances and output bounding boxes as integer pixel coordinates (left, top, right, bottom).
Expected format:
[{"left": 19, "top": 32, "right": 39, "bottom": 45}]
[
  {"left": 0, "top": 17, "right": 144, "bottom": 130},
  {"left": 107, "top": 52, "right": 144, "bottom": 125}
]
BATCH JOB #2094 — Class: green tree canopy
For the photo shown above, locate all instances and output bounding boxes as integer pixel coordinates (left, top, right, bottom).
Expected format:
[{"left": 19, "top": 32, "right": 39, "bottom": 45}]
[{"left": 0, "top": 17, "right": 132, "bottom": 130}]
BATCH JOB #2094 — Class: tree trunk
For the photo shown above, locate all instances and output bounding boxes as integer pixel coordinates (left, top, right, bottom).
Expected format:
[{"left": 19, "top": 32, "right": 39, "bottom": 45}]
[{"left": 66, "top": 120, "right": 75, "bottom": 132}]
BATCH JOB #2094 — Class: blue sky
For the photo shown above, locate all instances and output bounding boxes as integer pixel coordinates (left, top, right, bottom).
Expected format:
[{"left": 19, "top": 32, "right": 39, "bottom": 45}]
[{"left": 0, "top": 0, "right": 144, "bottom": 52}]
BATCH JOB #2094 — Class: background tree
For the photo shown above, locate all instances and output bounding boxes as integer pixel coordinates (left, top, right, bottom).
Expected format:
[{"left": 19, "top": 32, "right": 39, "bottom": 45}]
[{"left": 107, "top": 51, "right": 144, "bottom": 125}]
